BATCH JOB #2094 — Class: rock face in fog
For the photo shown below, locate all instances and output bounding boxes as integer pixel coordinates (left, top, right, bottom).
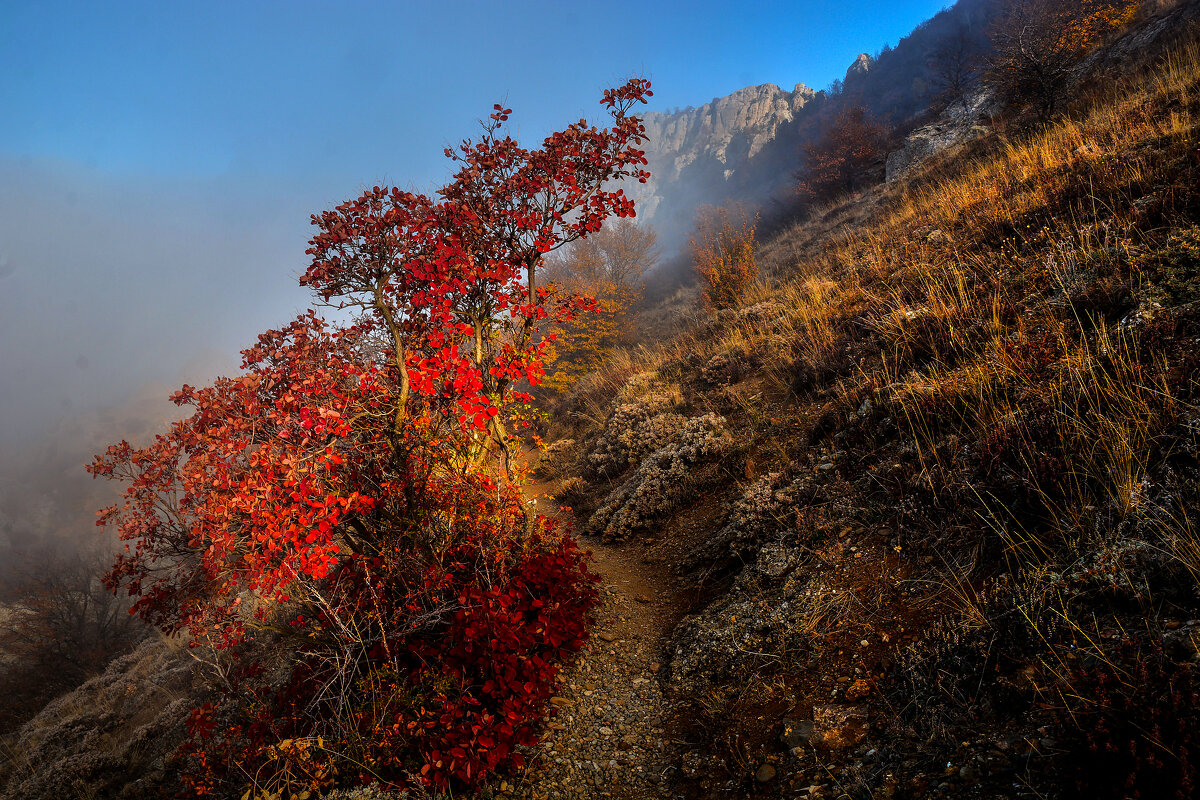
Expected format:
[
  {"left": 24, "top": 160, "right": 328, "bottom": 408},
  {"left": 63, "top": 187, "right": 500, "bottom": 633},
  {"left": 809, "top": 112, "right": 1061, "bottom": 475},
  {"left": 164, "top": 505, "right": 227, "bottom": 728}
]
[
  {"left": 629, "top": 82, "right": 823, "bottom": 250},
  {"left": 642, "top": 83, "right": 818, "bottom": 187},
  {"left": 619, "top": 0, "right": 1013, "bottom": 257}
]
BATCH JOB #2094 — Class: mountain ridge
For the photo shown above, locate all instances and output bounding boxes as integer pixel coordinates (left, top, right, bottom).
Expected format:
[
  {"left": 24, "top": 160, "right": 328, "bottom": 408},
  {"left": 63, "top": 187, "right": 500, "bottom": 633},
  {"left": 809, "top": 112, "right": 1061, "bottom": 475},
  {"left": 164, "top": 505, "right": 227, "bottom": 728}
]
[
  {"left": 630, "top": 0, "right": 998, "bottom": 256},
  {"left": 631, "top": 81, "right": 820, "bottom": 232}
]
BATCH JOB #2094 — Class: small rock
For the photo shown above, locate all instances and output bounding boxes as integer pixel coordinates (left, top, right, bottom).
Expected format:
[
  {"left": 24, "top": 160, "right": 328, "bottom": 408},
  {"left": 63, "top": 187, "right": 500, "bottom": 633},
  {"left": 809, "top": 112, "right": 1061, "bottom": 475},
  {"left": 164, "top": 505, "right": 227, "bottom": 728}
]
[
  {"left": 926, "top": 228, "right": 951, "bottom": 243},
  {"left": 810, "top": 705, "right": 869, "bottom": 751},
  {"left": 648, "top": 662, "right": 661, "bottom": 673},
  {"left": 598, "top": 726, "right": 614, "bottom": 736},
  {"left": 635, "top": 594, "right": 652, "bottom": 604},
  {"left": 755, "top": 763, "right": 777, "bottom": 783},
  {"left": 1132, "top": 195, "right": 1161, "bottom": 215},
  {"left": 782, "top": 718, "right": 814, "bottom": 749},
  {"left": 598, "top": 631, "right": 617, "bottom": 643}
]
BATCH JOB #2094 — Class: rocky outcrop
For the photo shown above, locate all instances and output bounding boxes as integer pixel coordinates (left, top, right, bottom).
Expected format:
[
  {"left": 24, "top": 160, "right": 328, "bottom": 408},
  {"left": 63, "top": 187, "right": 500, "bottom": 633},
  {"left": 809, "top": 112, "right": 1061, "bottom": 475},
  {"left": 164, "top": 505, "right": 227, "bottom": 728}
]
[
  {"left": 885, "top": 92, "right": 994, "bottom": 182},
  {"left": 845, "top": 53, "right": 874, "bottom": 83},
  {"left": 628, "top": 83, "right": 821, "bottom": 249},
  {"left": 619, "top": 2, "right": 1015, "bottom": 255},
  {"left": 641, "top": 83, "right": 818, "bottom": 185}
]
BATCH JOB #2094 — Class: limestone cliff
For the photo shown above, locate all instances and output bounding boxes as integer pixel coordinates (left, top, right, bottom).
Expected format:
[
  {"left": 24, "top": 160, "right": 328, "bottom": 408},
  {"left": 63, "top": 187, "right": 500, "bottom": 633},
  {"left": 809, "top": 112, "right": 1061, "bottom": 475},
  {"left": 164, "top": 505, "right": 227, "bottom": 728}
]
[
  {"left": 642, "top": 83, "right": 817, "bottom": 182},
  {"left": 628, "top": 82, "right": 821, "bottom": 251}
]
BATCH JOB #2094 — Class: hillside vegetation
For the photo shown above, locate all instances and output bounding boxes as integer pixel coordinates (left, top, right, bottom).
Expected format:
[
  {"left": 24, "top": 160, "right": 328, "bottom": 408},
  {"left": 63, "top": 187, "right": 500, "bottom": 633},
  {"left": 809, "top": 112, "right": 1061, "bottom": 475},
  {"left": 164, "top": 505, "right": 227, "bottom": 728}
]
[
  {"left": 545, "top": 17, "right": 1200, "bottom": 799},
  {"left": 5, "top": 5, "right": 1200, "bottom": 800}
]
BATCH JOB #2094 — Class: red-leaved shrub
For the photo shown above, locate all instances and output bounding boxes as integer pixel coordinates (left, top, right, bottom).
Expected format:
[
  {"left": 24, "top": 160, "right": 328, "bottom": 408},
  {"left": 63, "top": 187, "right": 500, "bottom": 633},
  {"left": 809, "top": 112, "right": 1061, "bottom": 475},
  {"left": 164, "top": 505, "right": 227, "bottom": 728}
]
[
  {"left": 90, "top": 79, "right": 651, "bottom": 798},
  {"left": 175, "top": 498, "right": 597, "bottom": 796}
]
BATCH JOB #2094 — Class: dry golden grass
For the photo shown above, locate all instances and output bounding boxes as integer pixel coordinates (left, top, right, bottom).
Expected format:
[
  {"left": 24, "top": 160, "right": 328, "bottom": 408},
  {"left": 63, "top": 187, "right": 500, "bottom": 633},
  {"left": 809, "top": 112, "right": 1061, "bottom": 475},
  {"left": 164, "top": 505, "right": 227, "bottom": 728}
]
[
  {"left": 562, "top": 32, "right": 1200, "bottom": 587},
  {"left": 779, "top": 35, "right": 1198, "bottom": 533},
  {"left": 565, "top": 34, "right": 1200, "bottom": 700}
]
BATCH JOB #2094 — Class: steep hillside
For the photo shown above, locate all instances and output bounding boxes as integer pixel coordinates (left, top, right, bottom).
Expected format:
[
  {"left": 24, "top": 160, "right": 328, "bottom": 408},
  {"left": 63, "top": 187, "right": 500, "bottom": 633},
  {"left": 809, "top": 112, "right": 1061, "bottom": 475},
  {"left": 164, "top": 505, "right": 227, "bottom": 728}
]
[
  {"left": 543, "top": 9, "right": 1200, "bottom": 799},
  {"left": 6, "top": 6, "right": 1200, "bottom": 800}
]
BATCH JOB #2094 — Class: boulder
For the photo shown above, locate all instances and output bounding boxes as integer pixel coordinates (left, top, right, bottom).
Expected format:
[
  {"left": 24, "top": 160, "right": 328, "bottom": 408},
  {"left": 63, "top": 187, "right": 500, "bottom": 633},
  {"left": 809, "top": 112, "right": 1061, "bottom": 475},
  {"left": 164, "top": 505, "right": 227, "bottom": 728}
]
[{"left": 885, "top": 92, "right": 995, "bottom": 183}]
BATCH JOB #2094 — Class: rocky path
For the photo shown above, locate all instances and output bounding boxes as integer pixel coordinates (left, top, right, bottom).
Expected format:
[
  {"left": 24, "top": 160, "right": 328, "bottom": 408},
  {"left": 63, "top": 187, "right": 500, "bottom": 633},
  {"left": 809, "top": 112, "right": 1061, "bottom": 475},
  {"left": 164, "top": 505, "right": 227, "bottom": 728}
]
[{"left": 496, "top": 481, "right": 686, "bottom": 800}]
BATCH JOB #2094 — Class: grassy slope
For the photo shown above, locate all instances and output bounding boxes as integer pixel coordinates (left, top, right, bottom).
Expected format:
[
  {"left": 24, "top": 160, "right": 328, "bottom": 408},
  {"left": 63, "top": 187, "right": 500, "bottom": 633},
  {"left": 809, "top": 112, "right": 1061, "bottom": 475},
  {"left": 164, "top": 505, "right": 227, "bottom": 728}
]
[{"left": 550, "top": 22, "right": 1200, "bottom": 800}]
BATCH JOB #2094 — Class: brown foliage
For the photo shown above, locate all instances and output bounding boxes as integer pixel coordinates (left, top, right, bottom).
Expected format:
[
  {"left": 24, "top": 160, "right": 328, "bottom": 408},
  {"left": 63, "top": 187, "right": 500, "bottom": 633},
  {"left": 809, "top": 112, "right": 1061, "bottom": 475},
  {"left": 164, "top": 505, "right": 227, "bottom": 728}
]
[
  {"left": 541, "top": 219, "right": 659, "bottom": 393},
  {"left": 988, "top": 0, "right": 1141, "bottom": 120},
  {"left": 690, "top": 205, "right": 758, "bottom": 312},
  {"left": 797, "top": 105, "right": 889, "bottom": 204},
  {"left": 546, "top": 217, "right": 658, "bottom": 290},
  {"left": 0, "top": 548, "right": 149, "bottom": 734}
]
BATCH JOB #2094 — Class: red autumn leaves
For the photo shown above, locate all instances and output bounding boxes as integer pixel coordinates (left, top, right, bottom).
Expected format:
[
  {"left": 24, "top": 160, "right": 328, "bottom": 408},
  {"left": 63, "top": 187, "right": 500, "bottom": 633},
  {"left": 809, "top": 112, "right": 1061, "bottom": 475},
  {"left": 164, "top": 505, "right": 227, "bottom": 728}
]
[{"left": 89, "top": 80, "right": 651, "bottom": 795}]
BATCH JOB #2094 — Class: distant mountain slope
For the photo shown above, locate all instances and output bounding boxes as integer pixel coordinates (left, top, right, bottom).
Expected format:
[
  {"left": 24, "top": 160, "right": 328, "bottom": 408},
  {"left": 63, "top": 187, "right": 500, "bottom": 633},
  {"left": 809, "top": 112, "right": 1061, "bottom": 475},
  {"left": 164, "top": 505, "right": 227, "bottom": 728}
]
[
  {"left": 629, "top": 82, "right": 820, "bottom": 249},
  {"left": 631, "top": 0, "right": 997, "bottom": 256}
]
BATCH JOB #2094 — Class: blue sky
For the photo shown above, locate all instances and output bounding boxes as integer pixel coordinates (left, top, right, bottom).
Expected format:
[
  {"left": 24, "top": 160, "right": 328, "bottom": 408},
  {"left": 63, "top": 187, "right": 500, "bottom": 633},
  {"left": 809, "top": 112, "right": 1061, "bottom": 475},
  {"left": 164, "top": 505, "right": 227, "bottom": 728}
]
[
  {"left": 0, "top": 0, "right": 949, "bottom": 454},
  {"left": 2, "top": 1, "right": 950, "bottom": 185}
]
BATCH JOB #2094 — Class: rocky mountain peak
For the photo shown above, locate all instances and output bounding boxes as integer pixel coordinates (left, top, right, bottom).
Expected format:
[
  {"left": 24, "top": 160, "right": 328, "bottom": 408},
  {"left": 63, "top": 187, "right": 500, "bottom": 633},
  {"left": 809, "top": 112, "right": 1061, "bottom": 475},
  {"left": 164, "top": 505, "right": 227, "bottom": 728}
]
[
  {"left": 846, "top": 52, "right": 874, "bottom": 82},
  {"left": 641, "top": 82, "right": 817, "bottom": 165},
  {"left": 631, "top": 82, "right": 820, "bottom": 244}
]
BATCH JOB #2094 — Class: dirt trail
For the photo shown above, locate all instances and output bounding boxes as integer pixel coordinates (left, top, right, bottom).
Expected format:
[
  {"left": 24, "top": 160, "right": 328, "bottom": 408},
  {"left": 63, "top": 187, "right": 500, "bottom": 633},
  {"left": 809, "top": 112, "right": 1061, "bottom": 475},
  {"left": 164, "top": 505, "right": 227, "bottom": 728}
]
[{"left": 499, "top": 477, "right": 687, "bottom": 800}]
